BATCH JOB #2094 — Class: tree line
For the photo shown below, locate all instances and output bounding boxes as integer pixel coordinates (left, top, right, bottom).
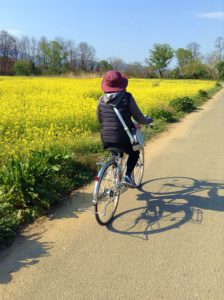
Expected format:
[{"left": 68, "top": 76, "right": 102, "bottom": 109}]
[
  {"left": 0, "top": 30, "right": 96, "bottom": 75},
  {"left": 147, "top": 40, "right": 224, "bottom": 79},
  {"left": 0, "top": 29, "right": 223, "bottom": 79}
]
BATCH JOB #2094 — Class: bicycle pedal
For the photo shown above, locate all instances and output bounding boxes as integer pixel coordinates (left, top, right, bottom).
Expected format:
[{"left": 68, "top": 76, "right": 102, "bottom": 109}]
[{"left": 120, "top": 184, "right": 128, "bottom": 193}]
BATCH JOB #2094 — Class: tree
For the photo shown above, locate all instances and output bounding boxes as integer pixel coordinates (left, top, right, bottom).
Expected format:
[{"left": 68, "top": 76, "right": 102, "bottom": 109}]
[
  {"left": 78, "top": 42, "right": 96, "bottom": 72},
  {"left": 216, "top": 61, "right": 224, "bottom": 79},
  {"left": 97, "top": 60, "right": 113, "bottom": 75},
  {"left": 214, "top": 37, "right": 224, "bottom": 62},
  {"left": 108, "top": 57, "right": 125, "bottom": 71},
  {"left": 17, "top": 36, "right": 31, "bottom": 61},
  {"left": 49, "top": 40, "right": 67, "bottom": 73},
  {"left": 124, "top": 62, "right": 144, "bottom": 78},
  {"left": 37, "top": 37, "right": 49, "bottom": 71},
  {"left": 37, "top": 38, "right": 68, "bottom": 73},
  {"left": 0, "top": 30, "right": 17, "bottom": 74},
  {"left": 62, "top": 39, "right": 78, "bottom": 72},
  {"left": 148, "top": 43, "right": 174, "bottom": 77},
  {"left": 175, "top": 43, "right": 208, "bottom": 79},
  {"left": 180, "top": 61, "right": 210, "bottom": 79},
  {"left": 30, "top": 37, "right": 38, "bottom": 62},
  {"left": 0, "top": 30, "right": 100, "bottom": 75},
  {"left": 0, "top": 30, "right": 16, "bottom": 58},
  {"left": 175, "top": 48, "right": 193, "bottom": 67},
  {"left": 187, "top": 42, "right": 202, "bottom": 61},
  {"left": 14, "top": 60, "right": 36, "bottom": 75},
  {"left": 204, "top": 37, "right": 224, "bottom": 79}
]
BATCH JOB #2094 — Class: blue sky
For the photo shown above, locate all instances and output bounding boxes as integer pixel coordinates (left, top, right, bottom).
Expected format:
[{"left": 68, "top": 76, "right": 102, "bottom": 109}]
[{"left": 0, "top": 0, "right": 223, "bottom": 64}]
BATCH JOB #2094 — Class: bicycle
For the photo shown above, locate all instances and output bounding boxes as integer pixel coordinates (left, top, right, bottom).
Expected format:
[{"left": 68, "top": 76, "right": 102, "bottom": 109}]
[{"left": 92, "top": 128, "right": 145, "bottom": 226}]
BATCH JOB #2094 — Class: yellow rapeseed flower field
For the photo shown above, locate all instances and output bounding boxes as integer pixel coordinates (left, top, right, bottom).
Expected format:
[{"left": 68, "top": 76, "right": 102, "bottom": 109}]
[{"left": 0, "top": 77, "right": 216, "bottom": 163}]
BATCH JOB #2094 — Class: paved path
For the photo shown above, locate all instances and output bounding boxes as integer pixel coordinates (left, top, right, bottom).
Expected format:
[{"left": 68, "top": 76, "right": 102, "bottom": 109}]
[{"left": 0, "top": 89, "right": 224, "bottom": 300}]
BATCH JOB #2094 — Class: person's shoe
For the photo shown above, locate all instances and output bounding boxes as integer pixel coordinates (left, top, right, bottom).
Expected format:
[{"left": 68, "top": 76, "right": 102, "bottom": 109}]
[{"left": 123, "top": 175, "right": 136, "bottom": 188}]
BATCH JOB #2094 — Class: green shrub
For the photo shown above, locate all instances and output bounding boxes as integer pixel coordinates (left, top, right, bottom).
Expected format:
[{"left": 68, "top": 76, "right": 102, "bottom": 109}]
[
  {"left": 14, "top": 60, "right": 36, "bottom": 76},
  {"left": 0, "top": 151, "right": 60, "bottom": 218},
  {"left": 215, "top": 82, "right": 222, "bottom": 87},
  {"left": 150, "top": 104, "right": 174, "bottom": 122},
  {"left": 0, "top": 208, "right": 20, "bottom": 249},
  {"left": 0, "top": 150, "right": 93, "bottom": 248},
  {"left": 198, "top": 89, "right": 208, "bottom": 98},
  {"left": 169, "top": 96, "right": 194, "bottom": 112},
  {"left": 143, "top": 119, "right": 167, "bottom": 138},
  {"left": 51, "top": 152, "right": 93, "bottom": 193}
]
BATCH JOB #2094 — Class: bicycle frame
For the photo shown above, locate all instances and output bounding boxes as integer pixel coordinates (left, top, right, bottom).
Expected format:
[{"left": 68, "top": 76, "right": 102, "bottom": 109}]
[{"left": 93, "top": 154, "right": 125, "bottom": 206}]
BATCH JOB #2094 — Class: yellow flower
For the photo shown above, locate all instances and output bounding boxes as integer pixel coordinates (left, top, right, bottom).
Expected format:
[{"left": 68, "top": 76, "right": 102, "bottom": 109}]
[{"left": 0, "top": 76, "right": 216, "bottom": 163}]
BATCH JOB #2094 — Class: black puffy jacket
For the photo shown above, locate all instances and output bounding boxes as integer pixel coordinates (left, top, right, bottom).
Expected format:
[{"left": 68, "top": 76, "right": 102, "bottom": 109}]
[{"left": 98, "top": 91, "right": 134, "bottom": 144}]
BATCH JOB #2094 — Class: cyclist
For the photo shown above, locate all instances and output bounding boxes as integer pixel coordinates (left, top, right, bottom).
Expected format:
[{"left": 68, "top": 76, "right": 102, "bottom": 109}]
[{"left": 97, "top": 70, "right": 153, "bottom": 187}]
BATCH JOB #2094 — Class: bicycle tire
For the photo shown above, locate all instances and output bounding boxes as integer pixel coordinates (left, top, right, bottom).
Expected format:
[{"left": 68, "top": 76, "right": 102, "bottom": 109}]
[
  {"left": 94, "top": 162, "right": 120, "bottom": 225},
  {"left": 132, "top": 147, "right": 144, "bottom": 188}
]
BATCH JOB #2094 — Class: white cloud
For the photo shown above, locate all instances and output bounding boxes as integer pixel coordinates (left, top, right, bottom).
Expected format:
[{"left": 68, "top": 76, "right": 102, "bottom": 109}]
[{"left": 196, "top": 11, "right": 224, "bottom": 19}]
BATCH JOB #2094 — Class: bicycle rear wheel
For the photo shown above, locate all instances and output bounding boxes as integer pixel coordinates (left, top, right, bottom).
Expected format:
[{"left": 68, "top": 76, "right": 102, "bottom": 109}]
[
  {"left": 94, "top": 163, "right": 120, "bottom": 225},
  {"left": 132, "top": 148, "right": 144, "bottom": 188}
]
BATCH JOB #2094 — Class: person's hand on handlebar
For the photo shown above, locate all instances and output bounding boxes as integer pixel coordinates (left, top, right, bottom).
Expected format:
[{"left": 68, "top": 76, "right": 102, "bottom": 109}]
[{"left": 135, "top": 123, "right": 142, "bottom": 129}]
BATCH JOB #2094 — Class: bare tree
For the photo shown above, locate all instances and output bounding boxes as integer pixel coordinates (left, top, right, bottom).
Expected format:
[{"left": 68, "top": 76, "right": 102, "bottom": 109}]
[
  {"left": 37, "top": 36, "right": 49, "bottom": 70},
  {"left": 65, "top": 40, "right": 79, "bottom": 72},
  {"left": 0, "top": 30, "right": 17, "bottom": 57},
  {"left": 30, "top": 37, "right": 38, "bottom": 62},
  {"left": 214, "top": 36, "right": 224, "bottom": 62},
  {"left": 17, "top": 36, "right": 31, "bottom": 61},
  {"left": 187, "top": 42, "right": 202, "bottom": 61},
  {"left": 0, "top": 30, "right": 17, "bottom": 74},
  {"left": 206, "top": 51, "right": 218, "bottom": 66},
  {"left": 124, "top": 62, "right": 144, "bottom": 77},
  {"left": 78, "top": 42, "right": 96, "bottom": 72},
  {"left": 108, "top": 57, "right": 125, "bottom": 71},
  {"left": 54, "top": 37, "right": 75, "bottom": 72}
]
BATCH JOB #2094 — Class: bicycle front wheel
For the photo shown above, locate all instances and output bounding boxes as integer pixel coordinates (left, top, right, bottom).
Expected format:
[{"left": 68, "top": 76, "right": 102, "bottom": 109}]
[
  {"left": 94, "top": 163, "right": 120, "bottom": 225},
  {"left": 132, "top": 147, "right": 144, "bottom": 188}
]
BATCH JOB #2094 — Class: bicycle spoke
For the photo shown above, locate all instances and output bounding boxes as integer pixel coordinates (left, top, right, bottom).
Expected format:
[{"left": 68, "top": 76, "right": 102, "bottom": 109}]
[
  {"left": 133, "top": 148, "right": 144, "bottom": 187},
  {"left": 94, "top": 162, "right": 120, "bottom": 225}
]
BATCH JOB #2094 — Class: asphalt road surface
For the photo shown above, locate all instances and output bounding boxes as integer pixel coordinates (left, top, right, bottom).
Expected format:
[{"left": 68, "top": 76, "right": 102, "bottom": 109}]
[{"left": 0, "top": 89, "right": 224, "bottom": 300}]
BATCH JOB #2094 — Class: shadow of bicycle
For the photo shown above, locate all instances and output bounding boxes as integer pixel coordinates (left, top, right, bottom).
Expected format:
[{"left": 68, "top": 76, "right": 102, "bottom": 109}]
[{"left": 107, "top": 177, "right": 224, "bottom": 240}]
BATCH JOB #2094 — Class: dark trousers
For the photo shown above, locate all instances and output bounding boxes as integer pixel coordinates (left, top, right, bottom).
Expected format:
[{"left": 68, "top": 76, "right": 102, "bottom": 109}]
[{"left": 103, "top": 142, "right": 139, "bottom": 176}]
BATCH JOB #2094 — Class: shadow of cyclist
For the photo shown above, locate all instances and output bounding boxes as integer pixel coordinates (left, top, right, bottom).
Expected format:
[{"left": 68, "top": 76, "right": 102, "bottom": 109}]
[{"left": 107, "top": 176, "right": 224, "bottom": 239}]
